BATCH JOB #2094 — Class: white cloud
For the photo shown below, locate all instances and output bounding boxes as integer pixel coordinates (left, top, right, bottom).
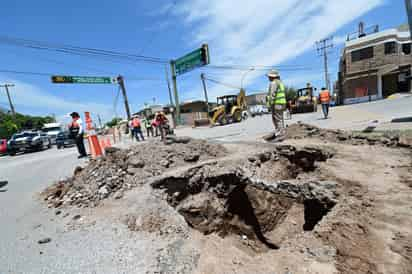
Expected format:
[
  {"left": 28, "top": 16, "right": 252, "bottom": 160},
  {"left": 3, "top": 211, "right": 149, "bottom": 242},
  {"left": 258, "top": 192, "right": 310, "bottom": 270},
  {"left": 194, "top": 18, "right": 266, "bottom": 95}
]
[
  {"left": 169, "top": 0, "right": 384, "bottom": 99},
  {"left": 0, "top": 78, "right": 116, "bottom": 122}
]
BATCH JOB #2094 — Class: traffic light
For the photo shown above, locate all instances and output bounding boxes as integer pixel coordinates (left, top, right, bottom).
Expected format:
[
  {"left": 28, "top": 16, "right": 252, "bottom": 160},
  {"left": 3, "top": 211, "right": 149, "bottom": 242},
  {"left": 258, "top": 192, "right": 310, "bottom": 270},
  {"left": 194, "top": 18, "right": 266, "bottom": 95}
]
[{"left": 201, "top": 44, "right": 210, "bottom": 65}]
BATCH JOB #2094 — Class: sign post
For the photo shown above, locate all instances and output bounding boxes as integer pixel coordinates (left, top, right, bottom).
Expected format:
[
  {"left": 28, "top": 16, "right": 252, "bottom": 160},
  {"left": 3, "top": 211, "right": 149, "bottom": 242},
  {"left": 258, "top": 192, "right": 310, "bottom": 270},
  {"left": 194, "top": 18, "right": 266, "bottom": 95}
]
[
  {"left": 170, "top": 44, "right": 210, "bottom": 125},
  {"left": 51, "top": 75, "right": 131, "bottom": 121}
]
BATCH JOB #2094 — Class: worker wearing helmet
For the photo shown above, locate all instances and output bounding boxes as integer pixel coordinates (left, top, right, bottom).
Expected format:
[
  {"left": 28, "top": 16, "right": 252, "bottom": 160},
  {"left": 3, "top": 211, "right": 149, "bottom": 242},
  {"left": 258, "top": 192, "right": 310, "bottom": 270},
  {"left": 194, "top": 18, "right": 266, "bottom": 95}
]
[{"left": 266, "top": 70, "right": 286, "bottom": 135}]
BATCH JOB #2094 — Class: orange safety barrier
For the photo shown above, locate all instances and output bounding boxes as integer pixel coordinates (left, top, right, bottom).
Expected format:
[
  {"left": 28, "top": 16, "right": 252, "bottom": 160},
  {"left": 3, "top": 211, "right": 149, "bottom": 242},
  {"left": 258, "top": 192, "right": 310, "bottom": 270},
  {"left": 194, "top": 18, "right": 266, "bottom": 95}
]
[{"left": 88, "top": 135, "right": 103, "bottom": 158}]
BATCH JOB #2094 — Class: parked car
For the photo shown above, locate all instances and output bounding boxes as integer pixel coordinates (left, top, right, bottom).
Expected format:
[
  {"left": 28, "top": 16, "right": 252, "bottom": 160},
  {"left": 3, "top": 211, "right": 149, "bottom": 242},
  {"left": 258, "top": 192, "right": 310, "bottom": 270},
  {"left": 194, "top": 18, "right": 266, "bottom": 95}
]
[
  {"left": 7, "top": 131, "right": 52, "bottom": 156},
  {"left": 249, "top": 105, "right": 268, "bottom": 117},
  {"left": 56, "top": 130, "right": 76, "bottom": 149},
  {"left": 0, "top": 139, "right": 7, "bottom": 155}
]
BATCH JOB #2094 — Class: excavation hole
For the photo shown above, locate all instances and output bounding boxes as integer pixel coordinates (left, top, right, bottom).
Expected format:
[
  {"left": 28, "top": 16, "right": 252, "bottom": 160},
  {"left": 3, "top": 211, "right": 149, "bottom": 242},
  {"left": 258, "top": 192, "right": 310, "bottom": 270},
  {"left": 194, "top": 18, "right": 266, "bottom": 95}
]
[{"left": 303, "top": 199, "right": 333, "bottom": 231}]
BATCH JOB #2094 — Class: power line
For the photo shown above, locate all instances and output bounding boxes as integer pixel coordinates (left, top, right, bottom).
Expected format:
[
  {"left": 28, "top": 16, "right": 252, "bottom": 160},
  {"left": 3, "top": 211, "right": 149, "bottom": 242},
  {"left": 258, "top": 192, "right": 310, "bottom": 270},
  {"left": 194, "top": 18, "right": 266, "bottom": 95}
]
[
  {"left": 203, "top": 76, "right": 241, "bottom": 90},
  {"left": 0, "top": 36, "right": 169, "bottom": 65}
]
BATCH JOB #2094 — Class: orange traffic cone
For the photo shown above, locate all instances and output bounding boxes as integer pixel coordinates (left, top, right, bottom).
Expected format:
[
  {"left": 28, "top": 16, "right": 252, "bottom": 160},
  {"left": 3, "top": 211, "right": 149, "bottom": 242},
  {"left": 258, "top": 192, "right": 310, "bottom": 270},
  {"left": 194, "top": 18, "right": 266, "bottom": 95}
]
[
  {"left": 105, "top": 137, "right": 112, "bottom": 148},
  {"left": 100, "top": 138, "right": 106, "bottom": 150}
]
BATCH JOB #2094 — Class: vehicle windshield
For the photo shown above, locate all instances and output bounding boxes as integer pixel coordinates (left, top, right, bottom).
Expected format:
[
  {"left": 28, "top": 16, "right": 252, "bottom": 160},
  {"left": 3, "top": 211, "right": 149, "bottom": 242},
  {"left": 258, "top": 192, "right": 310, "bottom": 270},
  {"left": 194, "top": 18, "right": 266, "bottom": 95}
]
[
  {"left": 13, "top": 132, "right": 38, "bottom": 139},
  {"left": 42, "top": 127, "right": 62, "bottom": 132}
]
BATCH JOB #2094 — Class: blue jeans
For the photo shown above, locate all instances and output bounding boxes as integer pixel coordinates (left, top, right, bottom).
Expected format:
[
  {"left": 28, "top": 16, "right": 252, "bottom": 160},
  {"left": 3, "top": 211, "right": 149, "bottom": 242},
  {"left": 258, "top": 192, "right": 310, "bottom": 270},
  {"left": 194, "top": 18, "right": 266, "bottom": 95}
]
[
  {"left": 133, "top": 127, "right": 145, "bottom": 141},
  {"left": 321, "top": 103, "right": 329, "bottom": 118}
]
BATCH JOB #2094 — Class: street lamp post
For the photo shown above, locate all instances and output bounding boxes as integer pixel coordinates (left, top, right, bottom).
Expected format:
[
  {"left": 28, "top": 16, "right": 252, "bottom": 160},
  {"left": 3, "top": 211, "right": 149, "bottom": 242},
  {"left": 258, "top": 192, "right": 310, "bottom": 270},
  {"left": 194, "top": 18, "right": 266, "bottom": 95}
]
[{"left": 240, "top": 68, "right": 255, "bottom": 90}]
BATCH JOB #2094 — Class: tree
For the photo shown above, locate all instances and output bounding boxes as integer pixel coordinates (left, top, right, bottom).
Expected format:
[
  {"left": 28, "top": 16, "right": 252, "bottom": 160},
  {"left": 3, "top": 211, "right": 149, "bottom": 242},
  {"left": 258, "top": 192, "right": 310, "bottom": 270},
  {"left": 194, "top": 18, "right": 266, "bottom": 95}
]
[
  {"left": 0, "top": 111, "right": 55, "bottom": 139},
  {"left": 105, "top": 117, "right": 122, "bottom": 128}
]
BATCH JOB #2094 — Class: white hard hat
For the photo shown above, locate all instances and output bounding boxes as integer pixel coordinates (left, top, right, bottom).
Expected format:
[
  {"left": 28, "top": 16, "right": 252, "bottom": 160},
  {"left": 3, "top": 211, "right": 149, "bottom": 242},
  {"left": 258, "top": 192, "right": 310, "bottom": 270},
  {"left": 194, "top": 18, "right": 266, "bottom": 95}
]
[{"left": 267, "top": 69, "right": 280, "bottom": 78}]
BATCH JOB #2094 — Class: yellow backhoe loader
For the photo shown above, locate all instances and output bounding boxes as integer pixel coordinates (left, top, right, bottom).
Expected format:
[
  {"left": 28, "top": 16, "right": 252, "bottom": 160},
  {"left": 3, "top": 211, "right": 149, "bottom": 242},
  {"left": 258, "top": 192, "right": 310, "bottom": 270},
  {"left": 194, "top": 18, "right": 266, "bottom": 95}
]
[{"left": 209, "top": 90, "right": 247, "bottom": 126}]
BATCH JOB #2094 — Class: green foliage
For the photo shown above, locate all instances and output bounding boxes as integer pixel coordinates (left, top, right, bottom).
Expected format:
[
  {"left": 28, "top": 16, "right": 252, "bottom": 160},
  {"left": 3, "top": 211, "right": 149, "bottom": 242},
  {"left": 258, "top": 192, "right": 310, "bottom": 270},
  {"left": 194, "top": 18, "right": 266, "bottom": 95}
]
[
  {"left": 0, "top": 111, "right": 55, "bottom": 139},
  {"left": 285, "top": 86, "right": 298, "bottom": 101},
  {"left": 105, "top": 117, "right": 122, "bottom": 128}
]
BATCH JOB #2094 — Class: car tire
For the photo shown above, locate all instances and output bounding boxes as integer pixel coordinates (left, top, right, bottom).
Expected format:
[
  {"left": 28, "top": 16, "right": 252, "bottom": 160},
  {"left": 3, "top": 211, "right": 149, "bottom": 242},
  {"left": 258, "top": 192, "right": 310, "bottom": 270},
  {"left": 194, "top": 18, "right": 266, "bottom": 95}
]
[{"left": 9, "top": 151, "right": 16, "bottom": 156}]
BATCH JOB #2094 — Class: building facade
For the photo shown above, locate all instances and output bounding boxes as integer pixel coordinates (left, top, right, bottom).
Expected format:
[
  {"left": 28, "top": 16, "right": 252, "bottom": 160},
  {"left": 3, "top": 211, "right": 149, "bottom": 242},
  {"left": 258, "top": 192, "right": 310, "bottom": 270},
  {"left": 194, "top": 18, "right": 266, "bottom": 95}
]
[
  {"left": 338, "top": 24, "right": 412, "bottom": 105},
  {"left": 246, "top": 92, "right": 267, "bottom": 106}
]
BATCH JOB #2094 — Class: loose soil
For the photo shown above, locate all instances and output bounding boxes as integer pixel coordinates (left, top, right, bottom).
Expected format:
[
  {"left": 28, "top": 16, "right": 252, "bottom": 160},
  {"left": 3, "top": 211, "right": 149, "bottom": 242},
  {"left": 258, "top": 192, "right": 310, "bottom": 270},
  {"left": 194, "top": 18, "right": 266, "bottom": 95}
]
[{"left": 42, "top": 126, "right": 412, "bottom": 274}]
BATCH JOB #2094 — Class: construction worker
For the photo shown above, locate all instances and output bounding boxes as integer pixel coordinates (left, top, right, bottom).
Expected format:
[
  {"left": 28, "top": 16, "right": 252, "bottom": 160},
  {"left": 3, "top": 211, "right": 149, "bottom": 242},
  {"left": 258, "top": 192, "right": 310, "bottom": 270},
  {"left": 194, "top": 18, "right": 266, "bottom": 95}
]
[
  {"left": 142, "top": 116, "right": 154, "bottom": 137},
  {"left": 130, "top": 115, "right": 144, "bottom": 141},
  {"left": 266, "top": 70, "right": 287, "bottom": 135},
  {"left": 319, "top": 87, "right": 331, "bottom": 119},
  {"left": 155, "top": 112, "right": 168, "bottom": 141},
  {"left": 69, "top": 112, "right": 87, "bottom": 159}
]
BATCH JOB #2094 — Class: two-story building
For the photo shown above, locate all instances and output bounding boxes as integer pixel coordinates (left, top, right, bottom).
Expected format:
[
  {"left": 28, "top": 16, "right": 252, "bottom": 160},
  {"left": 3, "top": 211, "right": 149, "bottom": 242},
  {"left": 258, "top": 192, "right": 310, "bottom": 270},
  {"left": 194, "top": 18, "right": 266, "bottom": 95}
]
[{"left": 338, "top": 24, "right": 412, "bottom": 105}]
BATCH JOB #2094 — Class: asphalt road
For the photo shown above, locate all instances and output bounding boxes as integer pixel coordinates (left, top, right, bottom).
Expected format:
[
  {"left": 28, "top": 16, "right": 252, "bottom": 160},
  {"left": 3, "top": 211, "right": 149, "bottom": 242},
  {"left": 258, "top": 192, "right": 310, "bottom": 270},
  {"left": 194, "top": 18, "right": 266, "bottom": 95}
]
[{"left": 1, "top": 95, "right": 411, "bottom": 273}]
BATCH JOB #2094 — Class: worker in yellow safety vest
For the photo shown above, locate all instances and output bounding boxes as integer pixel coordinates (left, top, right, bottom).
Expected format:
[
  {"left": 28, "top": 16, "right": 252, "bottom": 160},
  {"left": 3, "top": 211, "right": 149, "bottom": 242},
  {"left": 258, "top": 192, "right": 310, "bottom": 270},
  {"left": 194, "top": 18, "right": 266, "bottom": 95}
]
[{"left": 266, "top": 70, "right": 287, "bottom": 135}]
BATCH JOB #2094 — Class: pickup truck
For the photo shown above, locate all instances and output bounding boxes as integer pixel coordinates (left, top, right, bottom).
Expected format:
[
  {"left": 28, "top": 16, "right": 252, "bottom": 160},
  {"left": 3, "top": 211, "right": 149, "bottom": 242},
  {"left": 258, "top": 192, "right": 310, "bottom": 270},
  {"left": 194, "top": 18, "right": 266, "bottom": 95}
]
[{"left": 7, "top": 131, "right": 52, "bottom": 156}]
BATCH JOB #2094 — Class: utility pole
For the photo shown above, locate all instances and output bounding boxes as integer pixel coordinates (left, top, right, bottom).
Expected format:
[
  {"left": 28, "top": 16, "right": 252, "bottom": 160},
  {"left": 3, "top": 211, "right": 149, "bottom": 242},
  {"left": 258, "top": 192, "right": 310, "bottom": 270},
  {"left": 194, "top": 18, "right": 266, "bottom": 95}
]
[
  {"left": 316, "top": 37, "right": 334, "bottom": 91},
  {"left": 97, "top": 114, "right": 103, "bottom": 129},
  {"left": 0, "top": 84, "right": 16, "bottom": 116},
  {"left": 116, "top": 76, "right": 132, "bottom": 120},
  {"left": 170, "top": 60, "right": 181, "bottom": 125},
  {"left": 200, "top": 73, "right": 210, "bottom": 114},
  {"left": 165, "top": 65, "right": 174, "bottom": 106},
  {"left": 406, "top": 0, "right": 412, "bottom": 39}
]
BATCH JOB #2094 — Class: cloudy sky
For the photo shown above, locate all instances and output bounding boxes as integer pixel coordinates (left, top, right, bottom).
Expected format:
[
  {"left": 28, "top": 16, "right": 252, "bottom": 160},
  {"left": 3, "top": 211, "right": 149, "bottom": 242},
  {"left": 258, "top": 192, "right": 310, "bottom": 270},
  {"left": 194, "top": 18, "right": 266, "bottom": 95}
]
[{"left": 0, "top": 0, "right": 405, "bottom": 122}]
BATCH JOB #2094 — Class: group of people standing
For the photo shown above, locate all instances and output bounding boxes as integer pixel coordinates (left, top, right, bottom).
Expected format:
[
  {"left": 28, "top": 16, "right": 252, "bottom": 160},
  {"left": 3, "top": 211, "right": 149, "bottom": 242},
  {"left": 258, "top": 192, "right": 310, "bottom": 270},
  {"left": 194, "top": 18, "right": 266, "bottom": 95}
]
[{"left": 129, "top": 112, "right": 169, "bottom": 142}]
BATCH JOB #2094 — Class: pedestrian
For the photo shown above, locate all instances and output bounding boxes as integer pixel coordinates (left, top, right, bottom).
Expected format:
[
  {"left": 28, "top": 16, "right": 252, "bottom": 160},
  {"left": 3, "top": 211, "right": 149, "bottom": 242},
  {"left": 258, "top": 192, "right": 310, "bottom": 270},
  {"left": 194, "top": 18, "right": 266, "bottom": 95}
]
[
  {"left": 142, "top": 116, "right": 154, "bottom": 137},
  {"left": 319, "top": 87, "right": 331, "bottom": 119},
  {"left": 154, "top": 112, "right": 168, "bottom": 141},
  {"left": 130, "top": 115, "right": 145, "bottom": 141},
  {"left": 266, "top": 70, "right": 287, "bottom": 136},
  {"left": 69, "top": 112, "right": 87, "bottom": 159}
]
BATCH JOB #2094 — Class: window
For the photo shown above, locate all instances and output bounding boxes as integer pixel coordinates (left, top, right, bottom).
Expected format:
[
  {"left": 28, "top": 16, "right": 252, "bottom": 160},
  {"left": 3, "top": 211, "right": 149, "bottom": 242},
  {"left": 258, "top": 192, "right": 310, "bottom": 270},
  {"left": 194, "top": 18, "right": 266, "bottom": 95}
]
[
  {"left": 402, "top": 43, "right": 411, "bottom": 55},
  {"left": 384, "top": 42, "right": 397, "bottom": 55},
  {"left": 351, "top": 47, "right": 374, "bottom": 62}
]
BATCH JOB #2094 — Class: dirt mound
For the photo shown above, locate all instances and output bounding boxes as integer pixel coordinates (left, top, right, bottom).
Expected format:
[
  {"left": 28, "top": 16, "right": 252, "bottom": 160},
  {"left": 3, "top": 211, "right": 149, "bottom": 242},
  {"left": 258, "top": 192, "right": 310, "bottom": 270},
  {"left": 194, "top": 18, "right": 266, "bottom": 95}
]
[
  {"left": 42, "top": 138, "right": 227, "bottom": 208},
  {"left": 269, "top": 122, "right": 409, "bottom": 147},
  {"left": 151, "top": 146, "right": 337, "bottom": 251}
]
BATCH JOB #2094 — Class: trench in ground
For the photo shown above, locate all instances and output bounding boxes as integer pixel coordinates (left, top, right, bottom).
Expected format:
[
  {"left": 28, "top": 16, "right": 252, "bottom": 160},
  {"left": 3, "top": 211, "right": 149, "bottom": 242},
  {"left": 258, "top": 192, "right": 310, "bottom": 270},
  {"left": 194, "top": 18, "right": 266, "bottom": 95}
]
[{"left": 153, "top": 168, "right": 336, "bottom": 250}]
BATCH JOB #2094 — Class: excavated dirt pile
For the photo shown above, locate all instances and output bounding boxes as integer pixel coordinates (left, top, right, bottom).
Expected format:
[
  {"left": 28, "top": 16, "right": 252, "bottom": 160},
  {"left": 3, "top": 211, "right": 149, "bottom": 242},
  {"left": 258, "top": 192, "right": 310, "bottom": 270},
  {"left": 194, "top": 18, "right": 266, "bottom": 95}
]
[
  {"left": 42, "top": 137, "right": 227, "bottom": 208},
  {"left": 151, "top": 145, "right": 337, "bottom": 251},
  {"left": 276, "top": 122, "right": 411, "bottom": 147}
]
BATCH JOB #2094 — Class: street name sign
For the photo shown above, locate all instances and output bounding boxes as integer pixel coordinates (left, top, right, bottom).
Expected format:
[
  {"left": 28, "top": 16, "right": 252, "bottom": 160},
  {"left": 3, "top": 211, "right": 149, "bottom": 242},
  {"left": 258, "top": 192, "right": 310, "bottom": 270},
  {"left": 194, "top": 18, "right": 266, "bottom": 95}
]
[
  {"left": 51, "top": 76, "right": 117, "bottom": 84},
  {"left": 174, "top": 44, "right": 210, "bottom": 76}
]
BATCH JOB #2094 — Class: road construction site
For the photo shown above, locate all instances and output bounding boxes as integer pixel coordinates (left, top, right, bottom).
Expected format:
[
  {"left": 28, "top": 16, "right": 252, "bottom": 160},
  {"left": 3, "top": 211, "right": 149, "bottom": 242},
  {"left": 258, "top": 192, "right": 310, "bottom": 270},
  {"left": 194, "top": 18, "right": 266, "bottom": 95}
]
[{"left": 1, "top": 97, "right": 412, "bottom": 274}]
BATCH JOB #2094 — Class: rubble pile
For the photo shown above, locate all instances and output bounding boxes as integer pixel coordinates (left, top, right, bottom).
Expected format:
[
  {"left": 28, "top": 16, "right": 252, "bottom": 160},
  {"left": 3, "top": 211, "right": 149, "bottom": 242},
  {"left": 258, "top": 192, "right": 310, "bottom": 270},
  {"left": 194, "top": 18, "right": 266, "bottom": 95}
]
[
  {"left": 42, "top": 137, "right": 227, "bottom": 208},
  {"left": 278, "top": 122, "right": 410, "bottom": 147}
]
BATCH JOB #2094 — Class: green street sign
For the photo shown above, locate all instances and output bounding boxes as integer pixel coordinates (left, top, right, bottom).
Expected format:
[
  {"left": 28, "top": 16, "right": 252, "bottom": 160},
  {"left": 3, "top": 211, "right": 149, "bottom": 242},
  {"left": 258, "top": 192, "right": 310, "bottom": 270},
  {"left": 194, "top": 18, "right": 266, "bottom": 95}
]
[
  {"left": 51, "top": 75, "right": 117, "bottom": 84},
  {"left": 174, "top": 44, "right": 210, "bottom": 76}
]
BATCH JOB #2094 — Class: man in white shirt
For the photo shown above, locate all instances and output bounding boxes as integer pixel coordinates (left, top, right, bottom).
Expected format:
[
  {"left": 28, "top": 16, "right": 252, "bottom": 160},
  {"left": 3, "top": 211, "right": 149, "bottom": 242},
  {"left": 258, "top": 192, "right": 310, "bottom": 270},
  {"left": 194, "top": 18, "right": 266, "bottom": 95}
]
[{"left": 69, "top": 112, "right": 87, "bottom": 158}]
